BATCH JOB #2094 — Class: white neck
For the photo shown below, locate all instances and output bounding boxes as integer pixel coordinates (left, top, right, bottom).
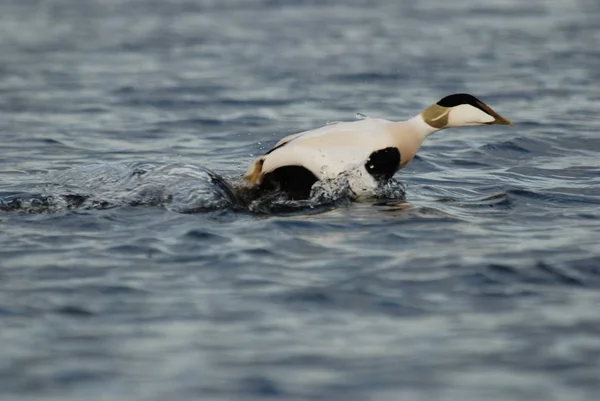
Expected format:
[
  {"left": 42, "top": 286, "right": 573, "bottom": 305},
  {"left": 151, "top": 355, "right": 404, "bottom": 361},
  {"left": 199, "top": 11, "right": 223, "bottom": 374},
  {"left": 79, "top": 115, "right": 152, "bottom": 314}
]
[
  {"left": 385, "top": 114, "right": 441, "bottom": 168},
  {"left": 408, "top": 114, "right": 441, "bottom": 139}
]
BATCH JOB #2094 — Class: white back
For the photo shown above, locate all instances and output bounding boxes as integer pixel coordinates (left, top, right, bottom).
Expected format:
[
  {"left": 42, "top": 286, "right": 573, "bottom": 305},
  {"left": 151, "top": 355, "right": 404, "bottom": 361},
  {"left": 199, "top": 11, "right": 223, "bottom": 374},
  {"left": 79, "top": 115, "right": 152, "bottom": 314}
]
[{"left": 261, "top": 119, "right": 398, "bottom": 179}]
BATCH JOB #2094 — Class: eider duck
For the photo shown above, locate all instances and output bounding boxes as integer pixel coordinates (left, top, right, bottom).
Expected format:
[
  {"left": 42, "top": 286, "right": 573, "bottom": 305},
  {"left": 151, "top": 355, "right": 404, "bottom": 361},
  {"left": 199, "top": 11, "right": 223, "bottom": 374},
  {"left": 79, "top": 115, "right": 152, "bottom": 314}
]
[{"left": 245, "top": 93, "right": 512, "bottom": 199}]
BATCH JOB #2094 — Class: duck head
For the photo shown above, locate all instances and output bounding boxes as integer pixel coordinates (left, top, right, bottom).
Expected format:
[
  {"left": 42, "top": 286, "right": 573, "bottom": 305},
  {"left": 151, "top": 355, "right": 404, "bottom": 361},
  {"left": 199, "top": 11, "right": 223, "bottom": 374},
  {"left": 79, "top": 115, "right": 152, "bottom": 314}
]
[{"left": 421, "top": 93, "right": 512, "bottom": 130}]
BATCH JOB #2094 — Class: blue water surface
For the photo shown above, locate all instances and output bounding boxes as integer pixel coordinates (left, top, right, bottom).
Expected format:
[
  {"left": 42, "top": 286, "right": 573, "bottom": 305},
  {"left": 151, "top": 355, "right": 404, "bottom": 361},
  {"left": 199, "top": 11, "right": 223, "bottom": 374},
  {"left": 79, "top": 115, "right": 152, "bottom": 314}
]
[{"left": 1, "top": 0, "right": 600, "bottom": 400}]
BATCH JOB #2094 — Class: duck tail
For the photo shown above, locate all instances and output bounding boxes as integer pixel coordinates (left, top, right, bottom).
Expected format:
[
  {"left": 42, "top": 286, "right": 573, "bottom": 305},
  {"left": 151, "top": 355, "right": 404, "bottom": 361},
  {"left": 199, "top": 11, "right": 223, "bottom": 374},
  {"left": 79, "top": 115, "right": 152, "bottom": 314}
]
[{"left": 244, "top": 157, "right": 265, "bottom": 184}]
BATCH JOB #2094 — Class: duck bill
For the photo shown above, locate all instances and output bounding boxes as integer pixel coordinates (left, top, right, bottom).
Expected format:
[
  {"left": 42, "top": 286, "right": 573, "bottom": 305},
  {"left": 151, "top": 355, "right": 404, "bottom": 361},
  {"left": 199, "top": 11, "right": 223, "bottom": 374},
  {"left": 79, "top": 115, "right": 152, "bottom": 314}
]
[
  {"left": 492, "top": 113, "right": 513, "bottom": 125},
  {"left": 476, "top": 101, "right": 513, "bottom": 125}
]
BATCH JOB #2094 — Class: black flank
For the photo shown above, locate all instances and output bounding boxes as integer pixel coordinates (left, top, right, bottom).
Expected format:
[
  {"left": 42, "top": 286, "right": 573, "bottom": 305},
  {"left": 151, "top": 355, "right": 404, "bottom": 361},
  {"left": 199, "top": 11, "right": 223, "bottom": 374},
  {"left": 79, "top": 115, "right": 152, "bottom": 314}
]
[
  {"left": 260, "top": 165, "right": 318, "bottom": 200},
  {"left": 365, "top": 147, "right": 401, "bottom": 181}
]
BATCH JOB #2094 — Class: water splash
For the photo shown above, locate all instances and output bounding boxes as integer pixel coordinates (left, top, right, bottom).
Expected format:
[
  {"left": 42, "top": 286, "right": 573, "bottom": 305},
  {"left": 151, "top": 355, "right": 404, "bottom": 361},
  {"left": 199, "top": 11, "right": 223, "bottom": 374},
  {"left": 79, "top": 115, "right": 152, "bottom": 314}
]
[
  {"left": 1, "top": 161, "right": 406, "bottom": 214},
  {"left": 0, "top": 162, "right": 241, "bottom": 214}
]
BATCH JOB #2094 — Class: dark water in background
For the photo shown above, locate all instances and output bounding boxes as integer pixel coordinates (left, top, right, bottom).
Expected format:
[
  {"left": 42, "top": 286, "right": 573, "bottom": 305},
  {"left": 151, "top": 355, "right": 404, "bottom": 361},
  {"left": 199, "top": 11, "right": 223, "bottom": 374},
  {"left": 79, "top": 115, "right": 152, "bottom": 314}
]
[{"left": 1, "top": 0, "right": 600, "bottom": 399}]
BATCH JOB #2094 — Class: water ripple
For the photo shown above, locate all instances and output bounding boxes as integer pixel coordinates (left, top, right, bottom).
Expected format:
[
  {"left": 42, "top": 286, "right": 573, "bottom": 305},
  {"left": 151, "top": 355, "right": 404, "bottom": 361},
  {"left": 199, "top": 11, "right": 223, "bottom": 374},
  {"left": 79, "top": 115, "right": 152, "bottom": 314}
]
[{"left": 2, "top": 1, "right": 600, "bottom": 400}]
